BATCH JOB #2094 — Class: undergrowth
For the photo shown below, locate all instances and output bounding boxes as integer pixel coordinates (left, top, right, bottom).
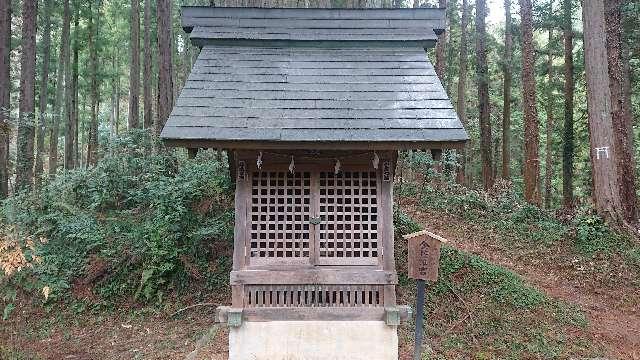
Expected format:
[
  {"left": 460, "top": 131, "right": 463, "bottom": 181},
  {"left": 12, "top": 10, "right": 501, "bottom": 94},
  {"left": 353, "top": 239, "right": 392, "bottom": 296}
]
[
  {"left": 393, "top": 209, "right": 600, "bottom": 359},
  {"left": 0, "top": 131, "right": 235, "bottom": 318},
  {"left": 397, "top": 178, "right": 640, "bottom": 268}
]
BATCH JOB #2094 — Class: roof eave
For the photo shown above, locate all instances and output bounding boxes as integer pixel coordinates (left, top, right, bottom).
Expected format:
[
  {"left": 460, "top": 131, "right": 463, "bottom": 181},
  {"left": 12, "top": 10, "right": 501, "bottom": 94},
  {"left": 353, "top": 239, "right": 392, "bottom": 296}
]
[
  {"left": 160, "top": 138, "right": 469, "bottom": 151},
  {"left": 189, "top": 38, "right": 438, "bottom": 49}
]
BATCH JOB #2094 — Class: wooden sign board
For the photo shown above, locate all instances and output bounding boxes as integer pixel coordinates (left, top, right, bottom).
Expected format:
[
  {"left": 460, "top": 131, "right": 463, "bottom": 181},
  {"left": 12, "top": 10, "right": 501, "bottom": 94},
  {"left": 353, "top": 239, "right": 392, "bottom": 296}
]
[{"left": 403, "top": 230, "right": 448, "bottom": 282}]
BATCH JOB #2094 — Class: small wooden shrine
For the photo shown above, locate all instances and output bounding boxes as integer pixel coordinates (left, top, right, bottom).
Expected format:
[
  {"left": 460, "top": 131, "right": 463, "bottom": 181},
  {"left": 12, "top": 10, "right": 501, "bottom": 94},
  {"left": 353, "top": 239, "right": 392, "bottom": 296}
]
[{"left": 161, "top": 6, "right": 467, "bottom": 360}]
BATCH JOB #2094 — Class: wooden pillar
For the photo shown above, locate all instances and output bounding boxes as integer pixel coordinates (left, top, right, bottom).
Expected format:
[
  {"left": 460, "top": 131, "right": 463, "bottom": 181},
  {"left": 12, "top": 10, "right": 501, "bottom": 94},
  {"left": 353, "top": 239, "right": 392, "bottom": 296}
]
[
  {"left": 232, "top": 155, "right": 248, "bottom": 308},
  {"left": 380, "top": 151, "right": 397, "bottom": 307}
]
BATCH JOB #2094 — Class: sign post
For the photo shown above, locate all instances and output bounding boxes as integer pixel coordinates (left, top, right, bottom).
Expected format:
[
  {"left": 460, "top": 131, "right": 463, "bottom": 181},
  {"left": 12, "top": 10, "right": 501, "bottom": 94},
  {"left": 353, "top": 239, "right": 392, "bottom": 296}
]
[{"left": 403, "top": 230, "right": 448, "bottom": 360}]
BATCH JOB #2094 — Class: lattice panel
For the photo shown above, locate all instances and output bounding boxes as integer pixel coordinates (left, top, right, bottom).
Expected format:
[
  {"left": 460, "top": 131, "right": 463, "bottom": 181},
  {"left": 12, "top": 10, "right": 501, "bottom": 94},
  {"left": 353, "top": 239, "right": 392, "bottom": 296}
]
[
  {"left": 244, "top": 285, "right": 383, "bottom": 308},
  {"left": 249, "top": 171, "right": 311, "bottom": 262},
  {"left": 318, "top": 171, "right": 379, "bottom": 265}
]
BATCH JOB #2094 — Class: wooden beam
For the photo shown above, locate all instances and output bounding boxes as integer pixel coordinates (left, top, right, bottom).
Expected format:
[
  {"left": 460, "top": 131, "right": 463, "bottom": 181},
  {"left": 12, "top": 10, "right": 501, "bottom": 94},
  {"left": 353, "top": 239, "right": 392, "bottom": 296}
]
[
  {"left": 216, "top": 306, "right": 412, "bottom": 322},
  {"left": 230, "top": 269, "right": 398, "bottom": 285}
]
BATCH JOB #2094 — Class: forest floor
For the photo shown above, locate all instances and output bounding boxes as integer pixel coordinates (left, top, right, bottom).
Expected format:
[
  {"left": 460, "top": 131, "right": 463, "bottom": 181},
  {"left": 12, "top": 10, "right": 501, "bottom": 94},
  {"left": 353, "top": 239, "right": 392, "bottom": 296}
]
[
  {"left": 401, "top": 197, "right": 640, "bottom": 360},
  {"left": 2, "top": 196, "right": 639, "bottom": 359}
]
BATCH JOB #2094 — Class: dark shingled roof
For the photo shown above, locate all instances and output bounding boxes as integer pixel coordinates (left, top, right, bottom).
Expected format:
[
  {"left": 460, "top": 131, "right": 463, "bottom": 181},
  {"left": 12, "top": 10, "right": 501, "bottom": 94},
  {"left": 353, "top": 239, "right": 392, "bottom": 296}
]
[{"left": 161, "top": 7, "right": 468, "bottom": 149}]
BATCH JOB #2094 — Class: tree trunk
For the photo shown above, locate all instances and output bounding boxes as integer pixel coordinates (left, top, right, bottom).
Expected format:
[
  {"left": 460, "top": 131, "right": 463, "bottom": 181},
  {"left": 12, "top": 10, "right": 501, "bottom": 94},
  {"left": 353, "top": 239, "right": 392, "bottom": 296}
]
[
  {"left": 476, "top": 0, "right": 493, "bottom": 190},
  {"left": 605, "top": 0, "right": 638, "bottom": 225},
  {"left": 34, "top": 0, "right": 52, "bottom": 187},
  {"left": 435, "top": 0, "right": 447, "bottom": 80},
  {"left": 156, "top": 0, "right": 173, "bottom": 134},
  {"left": 502, "top": 0, "right": 512, "bottom": 180},
  {"left": 544, "top": 22, "right": 554, "bottom": 209},
  {"left": 455, "top": 0, "right": 469, "bottom": 185},
  {"left": 73, "top": 6, "right": 80, "bottom": 169},
  {"left": 143, "top": 0, "right": 153, "bottom": 129},
  {"left": 562, "top": 0, "right": 574, "bottom": 208},
  {"left": 87, "top": 0, "right": 100, "bottom": 166},
  {"left": 129, "top": 0, "right": 141, "bottom": 129},
  {"left": 65, "top": 6, "right": 79, "bottom": 171},
  {"left": 0, "top": 0, "right": 11, "bottom": 197},
  {"left": 49, "top": 0, "right": 70, "bottom": 177},
  {"left": 519, "top": 0, "right": 540, "bottom": 205},
  {"left": 15, "top": 0, "right": 38, "bottom": 191},
  {"left": 582, "top": 0, "right": 626, "bottom": 227}
]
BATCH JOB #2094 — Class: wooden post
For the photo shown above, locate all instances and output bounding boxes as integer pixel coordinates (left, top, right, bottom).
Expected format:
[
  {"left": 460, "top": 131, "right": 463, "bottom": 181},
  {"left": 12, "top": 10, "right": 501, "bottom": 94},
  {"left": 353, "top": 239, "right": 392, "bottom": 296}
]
[
  {"left": 380, "top": 152, "right": 397, "bottom": 309},
  {"left": 413, "top": 279, "right": 426, "bottom": 360},
  {"left": 403, "top": 229, "right": 448, "bottom": 360},
  {"left": 232, "top": 156, "right": 248, "bottom": 311}
]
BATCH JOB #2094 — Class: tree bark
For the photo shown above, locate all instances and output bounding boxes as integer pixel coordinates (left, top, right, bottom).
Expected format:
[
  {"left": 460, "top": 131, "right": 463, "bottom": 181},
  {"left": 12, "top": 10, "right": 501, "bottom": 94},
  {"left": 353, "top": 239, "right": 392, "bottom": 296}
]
[
  {"left": 605, "top": 0, "right": 638, "bottom": 225},
  {"left": 562, "top": 0, "right": 574, "bottom": 208},
  {"left": 49, "top": 0, "right": 71, "bottom": 177},
  {"left": 582, "top": 0, "right": 626, "bottom": 227},
  {"left": 34, "top": 0, "right": 52, "bottom": 187},
  {"left": 502, "top": 0, "right": 512, "bottom": 180},
  {"left": 435, "top": 0, "right": 447, "bottom": 81},
  {"left": 73, "top": 6, "right": 80, "bottom": 169},
  {"left": 15, "top": 0, "right": 38, "bottom": 191},
  {"left": 156, "top": 0, "right": 173, "bottom": 134},
  {"left": 0, "top": 0, "right": 11, "bottom": 197},
  {"left": 519, "top": 0, "right": 540, "bottom": 205},
  {"left": 87, "top": 0, "right": 100, "bottom": 166},
  {"left": 129, "top": 0, "right": 141, "bottom": 129},
  {"left": 476, "top": 0, "right": 493, "bottom": 190},
  {"left": 143, "top": 0, "right": 153, "bottom": 129},
  {"left": 65, "top": 5, "right": 79, "bottom": 170},
  {"left": 455, "top": 0, "right": 469, "bottom": 185},
  {"left": 544, "top": 21, "right": 554, "bottom": 209}
]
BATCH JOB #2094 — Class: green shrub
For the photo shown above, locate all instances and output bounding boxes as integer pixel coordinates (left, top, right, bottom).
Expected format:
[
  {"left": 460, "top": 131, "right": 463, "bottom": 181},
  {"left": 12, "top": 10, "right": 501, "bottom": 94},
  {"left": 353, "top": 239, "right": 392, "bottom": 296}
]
[
  {"left": 418, "top": 181, "right": 568, "bottom": 246},
  {"left": 0, "top": 131, "right": 234, "bottom": 307},
  {"left": 572, "top": 208, "right": 621, "bottom": 256}
]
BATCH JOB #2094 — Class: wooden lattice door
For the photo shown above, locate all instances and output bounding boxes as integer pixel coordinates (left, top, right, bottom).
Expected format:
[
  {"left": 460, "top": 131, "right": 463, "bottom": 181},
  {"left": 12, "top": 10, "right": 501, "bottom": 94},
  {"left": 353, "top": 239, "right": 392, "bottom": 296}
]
[
  {"left": 248, "top": 169, "right": 313, "bottom": 266},
  {"left": 317, "top": 170, "right": 380, "bottom": 265},
  {"left": 247, "top": 165, "right": 382, "bottom": 267}
]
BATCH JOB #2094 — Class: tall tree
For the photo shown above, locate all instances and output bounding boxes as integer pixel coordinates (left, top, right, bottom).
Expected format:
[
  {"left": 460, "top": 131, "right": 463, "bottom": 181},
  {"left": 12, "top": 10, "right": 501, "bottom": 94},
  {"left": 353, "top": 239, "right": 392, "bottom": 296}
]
[
  {"left": 544, "top": 8, "right": 555, "bottom": 209},
  {"left": 502, "top": 0, "right": 513, "bottom": 180},
  {"left": 435, "top": 0, "right": 447, "bottom": 80},
  {"left": 156, "top": 0, "right": 173, "bottom": 134},
  {"left": 562, "top": 0, "right": 574, "bottom": 207},
  {"left": 72, "top": 5, "right": 80, "bottom": 168},
  {"left": 0, "top": 0, "right": 10, "bottom": 197},
  {"left": 455, "top": 0, "right": 470, "bottom": 185},
  {"left": 476, "top": 0, "right": 493, "bottom": 190},
  {"left": 143, "top": 0, "right": 153, "bottom": 129},
  {"left": 582, "top": 0, "right": 626, "bottom": 227},
  {"left": 87, "top": 0, "right": 100, "bottom": 166},
  {"left": 129, "top": 0, "right": 141, "bottom": 129},
  {"left": 519, "top": 0, "right": 540, "bottom": 205},
  {"left": 34, "top": 0, "right": 53, "bottom": 186},
  {"left": 15, "top": 0, "right": 38, "bottom": 191},
  {"left": 605, "top": 0, "right": 638, "bottom": 225},
  {"left": 49, "top": 0, "right": 71, "bottom": 177},
  {"left": 64, "top": 3, "right": 78, "bottom": 170}
]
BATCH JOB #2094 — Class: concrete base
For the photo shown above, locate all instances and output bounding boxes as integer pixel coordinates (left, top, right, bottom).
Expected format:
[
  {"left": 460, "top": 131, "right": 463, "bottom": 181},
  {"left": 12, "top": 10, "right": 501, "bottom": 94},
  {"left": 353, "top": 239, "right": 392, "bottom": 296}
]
[{"left": 229, "top": 321, "right": 398, "bottom": 360}]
